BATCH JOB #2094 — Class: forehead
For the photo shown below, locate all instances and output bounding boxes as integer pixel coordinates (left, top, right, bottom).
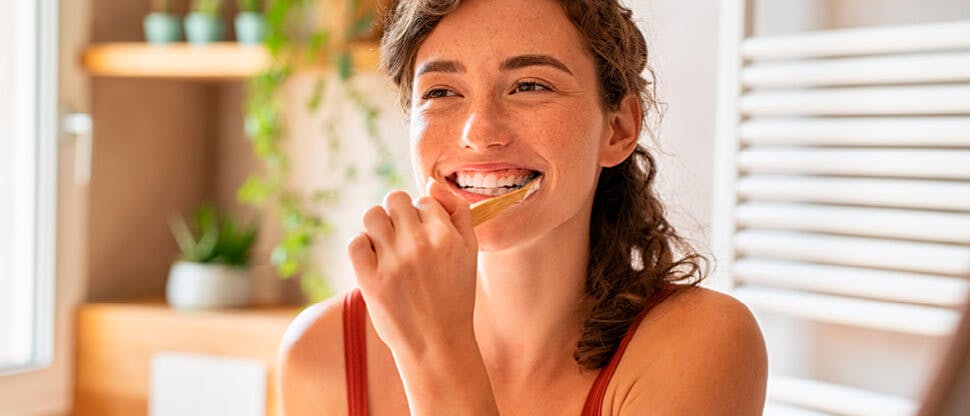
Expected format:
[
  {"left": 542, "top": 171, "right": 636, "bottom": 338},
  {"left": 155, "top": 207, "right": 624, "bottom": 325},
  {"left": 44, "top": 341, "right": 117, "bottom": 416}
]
[{"left": 414, "top": 0, "right": 594, "bottom": 74}]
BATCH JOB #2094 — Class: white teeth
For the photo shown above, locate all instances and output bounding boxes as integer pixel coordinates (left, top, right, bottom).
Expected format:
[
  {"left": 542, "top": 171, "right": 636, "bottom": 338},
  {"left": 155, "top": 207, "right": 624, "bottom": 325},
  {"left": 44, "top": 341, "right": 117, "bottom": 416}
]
[
  {"left": 453, "top": 171, "right": 539, "bottom": 196},
  {"left": 484, "top": 175, "right": 497, "bottom": 188}
]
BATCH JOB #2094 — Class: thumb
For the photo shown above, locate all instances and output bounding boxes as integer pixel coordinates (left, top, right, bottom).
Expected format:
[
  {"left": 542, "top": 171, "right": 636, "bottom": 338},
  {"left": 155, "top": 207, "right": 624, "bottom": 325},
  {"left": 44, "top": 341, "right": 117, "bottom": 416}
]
[{"left": 426, "top": 177, "right": 476, "bottom": 243}]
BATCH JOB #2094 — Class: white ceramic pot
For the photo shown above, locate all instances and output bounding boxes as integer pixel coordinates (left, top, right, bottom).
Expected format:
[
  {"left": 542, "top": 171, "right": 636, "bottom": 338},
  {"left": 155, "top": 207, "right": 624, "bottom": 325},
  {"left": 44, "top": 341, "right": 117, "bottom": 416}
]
[{"left": 166, "top": 261, "right": 253, "bottom": 310}]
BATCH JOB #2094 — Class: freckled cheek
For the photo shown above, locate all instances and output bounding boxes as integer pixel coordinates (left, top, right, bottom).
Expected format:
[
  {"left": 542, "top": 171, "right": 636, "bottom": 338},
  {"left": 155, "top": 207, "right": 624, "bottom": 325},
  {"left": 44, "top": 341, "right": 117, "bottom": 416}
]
[
  {"left": 532, "top": 116, "right": 599, "bottom": 161},
  {"left": 535, "top": 118, "right": 602, "bottom": 191},
  {"left": 410, "top": 115, "right": 455, "bottom": 178}
]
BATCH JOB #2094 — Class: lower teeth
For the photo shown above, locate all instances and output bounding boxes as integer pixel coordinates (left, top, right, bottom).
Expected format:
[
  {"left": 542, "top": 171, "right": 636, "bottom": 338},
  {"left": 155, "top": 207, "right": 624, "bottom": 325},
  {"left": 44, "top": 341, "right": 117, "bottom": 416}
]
[{"left": 463, "top": 186, "right": 517, "bottom": 196}]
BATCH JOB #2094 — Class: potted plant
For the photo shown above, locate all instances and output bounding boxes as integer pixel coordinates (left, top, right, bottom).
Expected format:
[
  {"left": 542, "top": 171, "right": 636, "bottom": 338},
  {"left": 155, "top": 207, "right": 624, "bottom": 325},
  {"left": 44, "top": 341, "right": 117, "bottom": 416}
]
[
  {"left": 143, "top": 0, "right": 182, "bottom": 44},
  {"left": 166, "top": 204, "right": 259, "bottom": 310},
  {"left": 235, "top": 0, "right": 266, "bottom": 45},
  {"left": 184, "top": 0, "right": 224, "bottom": 44}
]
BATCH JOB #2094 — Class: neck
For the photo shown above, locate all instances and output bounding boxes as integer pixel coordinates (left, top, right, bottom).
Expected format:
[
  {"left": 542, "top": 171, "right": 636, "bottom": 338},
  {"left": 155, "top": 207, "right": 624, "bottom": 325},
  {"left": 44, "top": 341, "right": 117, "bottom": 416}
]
[{"left": 473, "top": 209, "right": 594, "bottom": 386}]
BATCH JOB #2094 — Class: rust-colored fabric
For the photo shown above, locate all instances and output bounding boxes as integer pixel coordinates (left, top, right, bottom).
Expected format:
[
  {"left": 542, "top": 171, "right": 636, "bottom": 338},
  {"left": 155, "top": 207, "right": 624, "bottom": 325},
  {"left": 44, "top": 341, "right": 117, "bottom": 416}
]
[
  {"left": 343, "top": 289, "right": 369, "bottom": 416},
  {"left": 580, "top": 285, "right": 677, "bottom": 415},
  {"left": 342, "top": 286, "right": 676, "bottom": 415}
]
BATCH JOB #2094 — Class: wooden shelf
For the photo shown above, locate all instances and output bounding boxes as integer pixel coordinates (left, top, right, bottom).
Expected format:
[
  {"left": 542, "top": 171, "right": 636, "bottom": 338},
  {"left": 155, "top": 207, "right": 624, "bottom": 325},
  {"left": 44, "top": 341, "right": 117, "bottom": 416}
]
[
  {"left": 81, "top": 41, "right": 381, "bottom": 80},
  {"left": 74, "top": 300, "right": 300, "bottom": 415}
]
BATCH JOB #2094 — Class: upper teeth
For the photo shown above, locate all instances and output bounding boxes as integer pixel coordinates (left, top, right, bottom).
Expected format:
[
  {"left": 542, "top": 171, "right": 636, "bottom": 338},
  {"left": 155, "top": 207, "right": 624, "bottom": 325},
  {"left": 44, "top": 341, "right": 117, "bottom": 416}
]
[{"left": 455, "top": 172, "right": 533, "bottom": 189}]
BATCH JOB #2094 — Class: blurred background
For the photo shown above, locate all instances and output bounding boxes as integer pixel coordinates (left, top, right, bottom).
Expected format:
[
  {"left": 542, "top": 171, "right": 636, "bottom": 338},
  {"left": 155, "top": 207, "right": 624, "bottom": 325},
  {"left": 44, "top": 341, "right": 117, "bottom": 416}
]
[{"left": 1, "top": 0, "right": 969, "bottom": 415}]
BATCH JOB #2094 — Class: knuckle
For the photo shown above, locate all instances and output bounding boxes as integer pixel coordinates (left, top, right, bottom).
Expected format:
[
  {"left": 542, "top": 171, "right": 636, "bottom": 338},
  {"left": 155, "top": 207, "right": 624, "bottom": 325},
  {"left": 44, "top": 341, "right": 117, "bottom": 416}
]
[
  {"left": 347, "top": 233, "right": 372, "bottom": 253},
  {"left": 410, "top": 234, "right": 431, "bottom": 251},
  {"left": 362, "top": 205, "right": 387, "bottom": 223},
  {"left": 415, "top": 196, "right": 438, "bottom": 209},
  {"left": 383, "top": 190, "right": 411, "bottom": 208},
  {"left": 427, "top": 231, "right": 449, "bottom": 248}
]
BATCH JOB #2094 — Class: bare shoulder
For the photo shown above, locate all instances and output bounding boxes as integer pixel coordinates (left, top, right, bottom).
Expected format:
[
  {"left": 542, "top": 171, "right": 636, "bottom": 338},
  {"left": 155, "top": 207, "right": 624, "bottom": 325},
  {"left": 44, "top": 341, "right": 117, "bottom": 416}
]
[
  {"left": 277, "top": 292, "right": 349, "bottom": 416},
  {"left": 608, "top": 285, "right": 768, "bottom": 416}
]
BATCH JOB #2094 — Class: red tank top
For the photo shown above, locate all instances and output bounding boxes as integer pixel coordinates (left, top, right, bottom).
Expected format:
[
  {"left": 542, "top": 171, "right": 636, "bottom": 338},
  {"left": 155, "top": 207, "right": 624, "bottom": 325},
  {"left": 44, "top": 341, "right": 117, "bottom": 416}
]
[{"left": 342, "top": 286, "right": 676, "bottom": 416}]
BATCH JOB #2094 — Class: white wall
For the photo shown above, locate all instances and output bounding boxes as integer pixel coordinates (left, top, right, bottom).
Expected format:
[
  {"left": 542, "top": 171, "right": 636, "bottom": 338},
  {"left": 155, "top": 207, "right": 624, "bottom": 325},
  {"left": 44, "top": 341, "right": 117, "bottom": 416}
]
[{"left": 629, "top": 0, "right": 721, "bottom": 254}]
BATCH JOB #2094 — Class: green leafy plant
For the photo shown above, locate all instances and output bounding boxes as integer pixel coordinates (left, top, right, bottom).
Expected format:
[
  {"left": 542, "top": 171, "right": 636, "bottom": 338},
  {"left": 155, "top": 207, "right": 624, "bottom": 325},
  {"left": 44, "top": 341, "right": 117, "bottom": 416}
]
[
  {"left": 169, "top": 204, "right": 259, "bottom": 267},
  {"left": 237, "top": 0, "right": 262, "bottom": 13},
  {"left": 151, "top": 0, "right": 174, "bottom": 13},
  {"left": 191, "top": 0, "right": 222, "bottom": 15},
  {"left": 237, "top": 0, "right": 400, "bottom": 303}
]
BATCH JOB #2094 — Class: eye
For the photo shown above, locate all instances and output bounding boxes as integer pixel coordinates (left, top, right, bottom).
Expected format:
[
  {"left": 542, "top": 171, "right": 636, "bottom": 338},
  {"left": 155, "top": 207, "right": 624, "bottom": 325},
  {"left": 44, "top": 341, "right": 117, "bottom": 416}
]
[
  {"left": 421, "top": 88, "right": 459, "bottom": 100},
  {"left": 511, "top": 80, "right": 552, "bottom": 94}
]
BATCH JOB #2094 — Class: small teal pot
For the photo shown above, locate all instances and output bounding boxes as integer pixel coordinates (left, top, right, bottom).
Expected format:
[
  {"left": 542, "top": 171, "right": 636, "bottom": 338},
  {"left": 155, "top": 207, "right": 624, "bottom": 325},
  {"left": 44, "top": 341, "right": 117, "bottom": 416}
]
[
  {"left": 143, "top": 12, "right": 182, "bottom": 44},
  {"left": 184, "top": 12, "right": 224, "bottom": 44},
  {"left": 234, "top": 12, "right": 266, "bottom": 45}
]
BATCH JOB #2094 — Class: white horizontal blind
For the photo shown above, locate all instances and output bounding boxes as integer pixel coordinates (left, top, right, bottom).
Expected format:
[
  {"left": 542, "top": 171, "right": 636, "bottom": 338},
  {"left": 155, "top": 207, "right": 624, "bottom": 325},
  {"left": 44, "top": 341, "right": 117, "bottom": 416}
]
[{"left": 714, "top": 2, "right": 970, "bottom": 415}]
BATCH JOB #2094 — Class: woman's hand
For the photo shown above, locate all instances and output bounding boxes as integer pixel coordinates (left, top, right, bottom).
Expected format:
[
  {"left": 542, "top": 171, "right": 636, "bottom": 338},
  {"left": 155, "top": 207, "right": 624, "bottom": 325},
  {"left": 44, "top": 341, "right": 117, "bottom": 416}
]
[{"left": 347, "top": 178, "right": 479, "bottom": 359}]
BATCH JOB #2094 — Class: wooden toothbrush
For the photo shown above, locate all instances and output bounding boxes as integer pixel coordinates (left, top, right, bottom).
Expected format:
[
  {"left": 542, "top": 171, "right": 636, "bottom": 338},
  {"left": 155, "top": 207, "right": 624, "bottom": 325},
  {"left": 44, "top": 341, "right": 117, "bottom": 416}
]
[{"left": 469, "top": 176, "right": 542, "bottom": 227}]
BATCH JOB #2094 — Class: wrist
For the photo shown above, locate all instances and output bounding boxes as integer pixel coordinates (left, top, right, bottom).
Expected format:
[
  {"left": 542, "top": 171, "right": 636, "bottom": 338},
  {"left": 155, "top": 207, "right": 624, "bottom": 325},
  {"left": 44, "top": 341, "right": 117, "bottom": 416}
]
[
  {"left": 393, "top": 326, "right": 481, "bottom": 374},
  {"left": 391, "top": 330, "right": 499, "bottom": 415}
]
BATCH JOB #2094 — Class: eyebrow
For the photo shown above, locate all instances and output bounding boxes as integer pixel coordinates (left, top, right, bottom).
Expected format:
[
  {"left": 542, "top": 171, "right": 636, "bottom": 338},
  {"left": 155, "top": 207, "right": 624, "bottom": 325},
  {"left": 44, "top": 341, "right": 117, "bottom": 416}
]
[
  {"left": 500, "top": 54, "right": 573, "bottom": 75},
  {"left": 415, "top": 54, "right": 574, "bottom": 77},
  {"left": 415, "top": 60, "right": 466, "bottom": 76}
]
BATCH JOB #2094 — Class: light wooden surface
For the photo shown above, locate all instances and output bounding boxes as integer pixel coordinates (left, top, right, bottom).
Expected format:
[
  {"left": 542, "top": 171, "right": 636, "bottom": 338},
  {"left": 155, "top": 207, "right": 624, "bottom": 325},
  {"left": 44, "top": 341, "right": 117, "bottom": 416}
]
[
  {"left": 80, "top": 41, "right": 381, "bottom": 79},
  {"left": 73, "top": 301, "right": 300, "bottom": 416}
]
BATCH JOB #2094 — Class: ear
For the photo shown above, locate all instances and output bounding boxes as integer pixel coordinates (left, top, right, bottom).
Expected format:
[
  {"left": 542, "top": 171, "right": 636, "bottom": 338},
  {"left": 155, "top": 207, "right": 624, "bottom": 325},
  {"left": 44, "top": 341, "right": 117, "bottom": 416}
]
[{"left": 599, "top": 93, "right": 642, "bottom": 168}]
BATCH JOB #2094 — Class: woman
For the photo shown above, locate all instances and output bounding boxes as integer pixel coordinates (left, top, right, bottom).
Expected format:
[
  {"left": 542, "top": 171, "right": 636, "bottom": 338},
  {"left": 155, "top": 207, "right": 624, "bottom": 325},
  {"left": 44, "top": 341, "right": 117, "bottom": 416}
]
[{"left": 278, "top": 0, "right": 768, "bottom": 414}]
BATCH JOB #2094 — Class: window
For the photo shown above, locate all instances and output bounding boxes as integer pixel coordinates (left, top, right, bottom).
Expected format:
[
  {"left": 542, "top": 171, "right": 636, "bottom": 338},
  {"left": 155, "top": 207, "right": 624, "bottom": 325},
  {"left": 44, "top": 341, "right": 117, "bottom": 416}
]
[
  {"left": 713, "top": 2, "right": 970, "bottom": 415},
  {"left": 0, "top": 0, "right": 58, "bottom": 375}
]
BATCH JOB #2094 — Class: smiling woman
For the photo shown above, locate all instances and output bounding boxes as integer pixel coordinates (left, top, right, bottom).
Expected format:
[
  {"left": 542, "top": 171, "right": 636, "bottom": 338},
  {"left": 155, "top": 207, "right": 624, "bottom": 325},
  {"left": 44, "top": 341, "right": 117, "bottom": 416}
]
[{"left": 277, "top": 1, "right": 767, "bottom": 415}]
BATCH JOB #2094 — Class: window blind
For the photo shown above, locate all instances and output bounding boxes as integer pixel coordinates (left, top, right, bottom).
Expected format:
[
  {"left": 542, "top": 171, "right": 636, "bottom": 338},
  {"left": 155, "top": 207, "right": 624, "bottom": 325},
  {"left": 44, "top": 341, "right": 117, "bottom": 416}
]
[{"left": 713, "top": 2, "right": 970, "bottom": 414}]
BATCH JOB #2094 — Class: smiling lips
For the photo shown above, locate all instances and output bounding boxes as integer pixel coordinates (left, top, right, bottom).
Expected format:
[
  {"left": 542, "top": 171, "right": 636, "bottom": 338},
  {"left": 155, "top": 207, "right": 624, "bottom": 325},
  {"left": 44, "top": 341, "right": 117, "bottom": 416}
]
[{"left": 447, "top": 168, "right": 542, "bottom": 198}]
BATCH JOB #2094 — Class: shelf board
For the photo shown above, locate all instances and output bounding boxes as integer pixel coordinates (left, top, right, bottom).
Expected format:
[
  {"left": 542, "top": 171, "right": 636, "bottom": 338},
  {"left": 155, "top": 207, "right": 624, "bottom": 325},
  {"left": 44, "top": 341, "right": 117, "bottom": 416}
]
[
  {"left": 81, "top": 41, "right": 381, "bottom": 80},
  {"left": 74, "top": 300, "right": 301, "bottom": 415}
]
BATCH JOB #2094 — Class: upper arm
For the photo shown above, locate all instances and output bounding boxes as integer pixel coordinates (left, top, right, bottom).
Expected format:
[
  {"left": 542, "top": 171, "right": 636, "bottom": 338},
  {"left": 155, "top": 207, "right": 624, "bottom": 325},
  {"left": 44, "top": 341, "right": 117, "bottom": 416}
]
[
  {"left": 276, "top": 295, "right": 348, "bottom": 416},
  {"left": 618, "top": 288, "right": 768, "bottom": 416}
]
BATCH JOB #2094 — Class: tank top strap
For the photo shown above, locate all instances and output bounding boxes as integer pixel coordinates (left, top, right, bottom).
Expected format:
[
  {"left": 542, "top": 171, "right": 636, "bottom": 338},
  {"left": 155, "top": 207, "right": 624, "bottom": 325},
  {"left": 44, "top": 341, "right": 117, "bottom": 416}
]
[
  {"left": 342, "top": 288, "right": 369, "bottom": 416},
  {"left": 580, "top": 285, "right": 679, "bottom": 416}
]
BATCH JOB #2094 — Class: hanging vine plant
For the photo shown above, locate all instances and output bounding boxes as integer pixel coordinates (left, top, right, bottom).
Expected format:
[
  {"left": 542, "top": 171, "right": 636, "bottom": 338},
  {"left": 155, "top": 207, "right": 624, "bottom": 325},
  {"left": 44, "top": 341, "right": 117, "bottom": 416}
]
[{"left": 237, "top": 0, "right": 401, "bottom": 302}]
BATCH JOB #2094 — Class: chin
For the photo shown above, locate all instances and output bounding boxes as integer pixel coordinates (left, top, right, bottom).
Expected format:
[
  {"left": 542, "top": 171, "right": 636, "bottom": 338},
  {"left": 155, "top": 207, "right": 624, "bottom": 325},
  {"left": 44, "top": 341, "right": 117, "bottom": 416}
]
[
  {"left": 473, "top": 212, "right": 560, "bottom": 253},
  {"left": 474, "top": 217, "right": 538, "bottom": 252}
]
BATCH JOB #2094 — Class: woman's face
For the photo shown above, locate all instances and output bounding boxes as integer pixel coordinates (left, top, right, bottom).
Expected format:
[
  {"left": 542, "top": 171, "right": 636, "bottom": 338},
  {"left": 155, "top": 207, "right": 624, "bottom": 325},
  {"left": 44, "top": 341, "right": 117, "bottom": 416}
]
[{"left": 410, "top": 0, "right": 615, "bottom": 251}]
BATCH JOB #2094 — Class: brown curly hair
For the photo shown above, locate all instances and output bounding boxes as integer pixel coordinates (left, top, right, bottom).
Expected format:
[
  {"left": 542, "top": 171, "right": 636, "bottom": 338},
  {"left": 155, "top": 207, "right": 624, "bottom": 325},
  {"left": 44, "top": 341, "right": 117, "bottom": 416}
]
[{"left": 379, "top": 0, "right": 708, "bottom": 371}]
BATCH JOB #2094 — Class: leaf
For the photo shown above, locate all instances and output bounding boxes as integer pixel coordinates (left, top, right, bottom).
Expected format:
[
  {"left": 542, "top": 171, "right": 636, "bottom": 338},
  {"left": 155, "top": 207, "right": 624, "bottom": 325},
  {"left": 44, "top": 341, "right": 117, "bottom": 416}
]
[
  {"left": 344, "top": 165, "right": 358, "bottom": 181},
  {"left": 279, "top": 258, "right": 300, "bottom": 278},
  {"left": 237, "top": 175, "right": 273, "bottom": 204},
  {"left": 306, "top": 76, "right": 326, "bottom": 111},
  {"left": 335, "top": 51, "right": 354, "bottom": 81},
  {"left": 169, "top": 215, "right": 199, "bottom": 260},
  {"left": 311, "top": 189, "right": 340, "bottom": 203},
  {"left": 347, "top": 10, "right": 376, "bottom": 39},
  {"left": 304, "top": 31, "right": 331, "bottom": 63},
  {"left": 300, "top": 270, "right": 335, "bottom": 303}
]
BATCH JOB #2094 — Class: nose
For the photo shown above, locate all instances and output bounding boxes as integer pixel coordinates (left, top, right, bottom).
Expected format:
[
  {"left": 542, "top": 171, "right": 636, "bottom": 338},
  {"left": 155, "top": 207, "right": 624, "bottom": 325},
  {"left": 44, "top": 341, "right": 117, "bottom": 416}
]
[{"left": 459, "top": 99, "right": 512, "bottom": 151}]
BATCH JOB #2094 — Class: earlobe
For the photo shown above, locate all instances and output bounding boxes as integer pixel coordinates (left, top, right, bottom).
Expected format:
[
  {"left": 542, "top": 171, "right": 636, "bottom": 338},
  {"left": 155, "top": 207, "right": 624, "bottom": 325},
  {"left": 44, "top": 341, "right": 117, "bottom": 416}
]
[{"left": 599, "top": 94, "right": 643, "bottom": 168}]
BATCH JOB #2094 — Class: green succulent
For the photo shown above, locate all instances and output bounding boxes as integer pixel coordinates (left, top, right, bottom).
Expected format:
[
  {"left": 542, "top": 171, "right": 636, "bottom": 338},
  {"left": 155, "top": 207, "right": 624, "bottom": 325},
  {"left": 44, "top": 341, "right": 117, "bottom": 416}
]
[
  {"left": 190, "top": 0, "right": 222, "bottom": 15},
  {"left": 237, "top": 0, "right": 262, "bottom": 13},
  {"left": 169, "top": 204, "right": 259, "bottom": 267}
]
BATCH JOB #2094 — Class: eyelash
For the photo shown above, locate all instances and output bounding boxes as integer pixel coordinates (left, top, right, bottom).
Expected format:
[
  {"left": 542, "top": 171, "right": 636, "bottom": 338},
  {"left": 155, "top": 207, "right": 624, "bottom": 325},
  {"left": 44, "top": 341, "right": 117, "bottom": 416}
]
[
  {"left": 421, "top": 88, "right": 457, "bottom": 100},
  {"left": 511, "top": 80, "right": 552, "bottom": 94},
  {"left": 420, "top": 80, "right": 553, "bottom": 100}
]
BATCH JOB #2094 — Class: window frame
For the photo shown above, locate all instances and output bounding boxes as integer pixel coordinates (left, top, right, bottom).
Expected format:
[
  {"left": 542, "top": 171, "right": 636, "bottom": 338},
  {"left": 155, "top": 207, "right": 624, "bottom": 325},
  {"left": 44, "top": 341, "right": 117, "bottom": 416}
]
[
  {"left": 0, "top": 0, "right": 58, "bottom": 377},
  {"left": 0, "top": 0, "right": 74, "bottom": 413}
]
